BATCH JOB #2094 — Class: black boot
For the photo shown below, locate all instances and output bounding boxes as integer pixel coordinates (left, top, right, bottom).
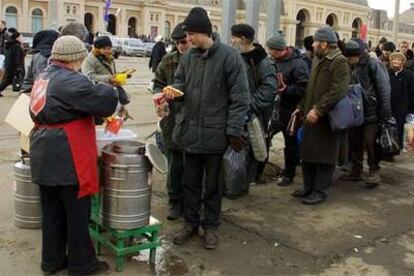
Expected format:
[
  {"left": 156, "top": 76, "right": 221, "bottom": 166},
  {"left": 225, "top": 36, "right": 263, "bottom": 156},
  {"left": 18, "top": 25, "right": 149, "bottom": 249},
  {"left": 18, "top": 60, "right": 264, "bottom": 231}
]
[
  {"left": 292, "top": 188, "right": 312, "bottom": 198},
  {"left": 167, "top": 204, "right": 182, "bottom": 221},
  {"left": 277, "top": 176, "right": 293, "bottom": 187},
  {"left": 301, "top": 191, "right": 326, "bottom": 205}
]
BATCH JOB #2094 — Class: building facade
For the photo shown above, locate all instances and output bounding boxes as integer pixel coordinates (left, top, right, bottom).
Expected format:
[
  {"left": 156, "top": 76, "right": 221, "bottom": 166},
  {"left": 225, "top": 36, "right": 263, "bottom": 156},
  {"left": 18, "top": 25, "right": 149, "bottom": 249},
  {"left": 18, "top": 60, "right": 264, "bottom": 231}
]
[{"left": 1, "top": 0, "right": 414, "bottom": 47}]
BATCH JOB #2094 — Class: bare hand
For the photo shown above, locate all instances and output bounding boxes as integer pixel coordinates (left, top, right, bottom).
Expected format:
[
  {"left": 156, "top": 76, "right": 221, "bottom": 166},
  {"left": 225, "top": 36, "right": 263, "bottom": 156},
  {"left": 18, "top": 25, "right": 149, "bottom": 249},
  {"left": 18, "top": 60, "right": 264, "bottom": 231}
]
[
  {"left": 163, "top": 86, "right": 175, "bottom": 100},
  {"left": 109, "top": 76, "right": 121, "bottom": 86},
  {"left": 306, "top": 109, "right": 319, "bottom": 124}
]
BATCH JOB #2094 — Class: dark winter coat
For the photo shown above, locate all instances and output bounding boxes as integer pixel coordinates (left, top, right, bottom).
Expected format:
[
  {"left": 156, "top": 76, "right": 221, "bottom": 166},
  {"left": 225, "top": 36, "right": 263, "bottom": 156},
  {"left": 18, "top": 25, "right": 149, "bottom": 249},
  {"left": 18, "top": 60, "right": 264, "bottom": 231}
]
[
  {"left": 0, "top": 28, "right": 9, "bottom": 55},
  {"left": 149, "top": 41, "right": 167, "bottom": 72},
  {"left": 153, "top": 50, "right": 182, "bottom": 149},
  {"left": 275, "top": 47, "right": 309, "bottom": 114},
  {"left": 3, "top": 39, "right": 24, "bottom": 81},
  {"left": 22, "top": 30, "right": 60, "bottom": 92},
  {"left": 240, "top": 44, "right": 277, "bottom": 128},
  {"left": 388, "top": 69, "right": 414, "bottom": 128},
  {"left": 299, "top": 48, "right": 350, "bottom": 165},
  {"left": 30, "top": 64, "right": 119, "bottom": 186},
  {"left": 172, "top": 37, "right": 250, "bottom": 154},
  {"left": 405, "top": 49, "right": 414, "bottom": 73},
  {"left": 351, "top": 51, "right": 392, "bottom": 123}
]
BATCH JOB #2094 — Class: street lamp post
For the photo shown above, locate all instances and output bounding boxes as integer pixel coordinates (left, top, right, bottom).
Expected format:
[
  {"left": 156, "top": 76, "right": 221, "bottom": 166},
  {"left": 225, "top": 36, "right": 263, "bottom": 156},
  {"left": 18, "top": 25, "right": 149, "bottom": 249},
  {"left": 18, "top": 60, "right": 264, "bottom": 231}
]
[{"left": 393, "top": 0, "right": 400, "bottom": 42}]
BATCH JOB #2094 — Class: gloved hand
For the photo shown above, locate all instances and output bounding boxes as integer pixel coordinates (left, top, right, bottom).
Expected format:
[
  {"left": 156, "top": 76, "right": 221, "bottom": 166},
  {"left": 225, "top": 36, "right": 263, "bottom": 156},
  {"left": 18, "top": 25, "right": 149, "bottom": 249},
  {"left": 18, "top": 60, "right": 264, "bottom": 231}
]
[{"left": 228, "top": 135, "right": 247, "bottom": 152}]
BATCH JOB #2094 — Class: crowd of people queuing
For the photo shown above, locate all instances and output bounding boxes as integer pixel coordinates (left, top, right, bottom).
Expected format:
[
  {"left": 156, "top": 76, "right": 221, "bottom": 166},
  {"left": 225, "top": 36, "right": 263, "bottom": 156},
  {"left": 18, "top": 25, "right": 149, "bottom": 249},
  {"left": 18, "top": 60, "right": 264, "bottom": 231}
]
[{"left": 0, "top": 4, "right": 412, "bottom": 275}]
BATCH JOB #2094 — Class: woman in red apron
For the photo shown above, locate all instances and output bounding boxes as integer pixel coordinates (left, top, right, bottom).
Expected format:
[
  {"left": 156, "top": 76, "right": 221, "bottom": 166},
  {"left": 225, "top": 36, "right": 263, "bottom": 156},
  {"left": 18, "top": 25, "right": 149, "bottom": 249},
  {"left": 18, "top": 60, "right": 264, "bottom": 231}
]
[{"left": 29, "top": 35, "right": 121, "bottom": 275}]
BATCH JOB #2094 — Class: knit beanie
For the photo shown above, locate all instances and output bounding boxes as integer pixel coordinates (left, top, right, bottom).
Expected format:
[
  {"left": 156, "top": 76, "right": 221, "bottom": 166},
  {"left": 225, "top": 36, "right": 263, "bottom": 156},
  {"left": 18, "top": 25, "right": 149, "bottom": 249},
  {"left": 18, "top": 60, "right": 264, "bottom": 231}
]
[
  {"left": 51, "top": 35, "right": 88, "bottom": 62},
  {"left": 344, "top": 40, "right": 362, "bottom": 57},
  {"left": 171, "top": 23, "right": 186, "bottom": 40},
  {"left": 93, "top": 36, "right": 112, "bottom": 49},
  {"left": 231, "top": 24, "right": 255, "bottom": 41},
  {"left": 389, "top": 52, "right": 407, "bottom": 63},
  {"left": 182, "top": 7, "right": 212, "bottom": 35},
  {"left": 266, "top": 34, "right": 286, "bottom": 50},
  {"left": 61, "top": 22, "right": 88, "bottom": 41},
  {"left": 314, "top": 26, "right": 337, "bottom": 44},
  {"left": 303, "top": 35, "right": 314, "bottom": 52},
  {"left": 383, "top": 41, "right": 396, "bottom": 52}
]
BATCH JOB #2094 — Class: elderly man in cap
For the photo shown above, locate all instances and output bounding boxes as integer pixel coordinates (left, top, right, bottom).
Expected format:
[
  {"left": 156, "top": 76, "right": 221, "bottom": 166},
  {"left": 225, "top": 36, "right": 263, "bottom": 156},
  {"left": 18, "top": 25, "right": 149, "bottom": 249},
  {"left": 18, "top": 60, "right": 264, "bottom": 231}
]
[
  {"left": 341, "top": 39, "right": 391, "bottom": 188},
  {"left": 292, "top": 26, "right": 349, "bottom": 204},
  {"left": 266, "top": 33, "right": 309, "bottom": 187},
  {"left": 153, "top": 22, "right": 193, "bottom": 220},
  {"left": 229, "top": 23, "right": 277, "bottom": 188},
  {"left": 30, "top": 36, "right": 122, "bottom": 275},
  {"left": 164, "top": 7, "right": 250, "bottom": 249}
]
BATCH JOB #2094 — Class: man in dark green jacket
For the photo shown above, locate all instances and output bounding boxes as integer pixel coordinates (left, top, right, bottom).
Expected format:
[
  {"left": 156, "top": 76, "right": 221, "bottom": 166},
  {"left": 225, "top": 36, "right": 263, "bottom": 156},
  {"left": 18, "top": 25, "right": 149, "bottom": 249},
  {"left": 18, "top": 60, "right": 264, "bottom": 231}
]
[
  {"left": 293, "top": 26, "right": 349, "bottom": 205},
  {"left": 153, "top": 22, "right": 193, "bottom": 220},
  {"left": 230, "top": 23, "right": 277, "bottom": 186},
  {"left": 164, "top": 7, "right": 250, "bottom": 249}
]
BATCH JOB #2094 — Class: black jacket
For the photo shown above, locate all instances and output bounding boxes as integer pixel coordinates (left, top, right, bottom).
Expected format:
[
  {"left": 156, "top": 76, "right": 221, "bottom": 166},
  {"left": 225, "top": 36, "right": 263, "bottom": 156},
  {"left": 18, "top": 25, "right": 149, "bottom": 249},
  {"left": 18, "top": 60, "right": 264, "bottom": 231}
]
[
  {"left": 30, "top": 64, "right": 119, "bottom": 186},
  {"left": 274, "top": 47, "right": 309, "bottom": 113},
  {"left": 173, "top": 37, "right": 250, "bottom": 154},
  {"left": 352, "top": 52, "right": 392, "bottom": 123},
  {"left": 149, "top": 41, "right": 167, "bottom": 72},
  {"left": 241, "top": 44, "right": 277, "bottom": 127},
  {"left": 388, "top": 68, "right": 414, "bottom": 126},
  {"left": 0, "top": 28, "right": 9, "bottom": 55},
  {"left": 3, "top": 39, "right": 24, "bottom": 81}
]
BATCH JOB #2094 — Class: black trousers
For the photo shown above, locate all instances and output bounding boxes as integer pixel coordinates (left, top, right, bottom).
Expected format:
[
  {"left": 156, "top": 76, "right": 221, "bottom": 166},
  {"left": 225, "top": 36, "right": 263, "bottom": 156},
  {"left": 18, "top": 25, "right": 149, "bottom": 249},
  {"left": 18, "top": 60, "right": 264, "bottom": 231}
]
[
  {"left": 39, "top": 185, "right": 97, "bottom": 274},
  {"left": 182, "top": 152, "right": 223, "bottom": 230},
  {"left": 349, "top": 123, "right": 380, "bottom": 173},
  {"left": 280, "top": 111, "right": 299, "bottom": 178},
  {"left": 0, "top": 76, "right": 13, "bottom": 92},
  {"left": 166, "top": 148, "right": 184, "bottom": 206},
  {"left": 301, "top": 161, "right": 335, "bottom": 197}
]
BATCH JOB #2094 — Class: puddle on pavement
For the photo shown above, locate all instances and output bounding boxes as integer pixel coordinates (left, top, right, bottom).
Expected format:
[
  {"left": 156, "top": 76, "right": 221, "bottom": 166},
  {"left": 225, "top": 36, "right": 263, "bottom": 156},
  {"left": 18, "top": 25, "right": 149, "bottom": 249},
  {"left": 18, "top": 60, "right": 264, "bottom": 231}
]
[{"left": 131, "top": 236, "right": 189, "bottom": 275}]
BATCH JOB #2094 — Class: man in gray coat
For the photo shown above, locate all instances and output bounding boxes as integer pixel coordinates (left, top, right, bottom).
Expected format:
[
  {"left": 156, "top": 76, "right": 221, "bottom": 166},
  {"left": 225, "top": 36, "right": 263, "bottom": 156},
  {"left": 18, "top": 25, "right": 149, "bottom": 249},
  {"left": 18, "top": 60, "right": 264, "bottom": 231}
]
[
  {"left": 164, "top": 7, "right": 250, "bottom": 249},
  {"left": 230, "top": 23, "right": 277, "bottom": 186}
]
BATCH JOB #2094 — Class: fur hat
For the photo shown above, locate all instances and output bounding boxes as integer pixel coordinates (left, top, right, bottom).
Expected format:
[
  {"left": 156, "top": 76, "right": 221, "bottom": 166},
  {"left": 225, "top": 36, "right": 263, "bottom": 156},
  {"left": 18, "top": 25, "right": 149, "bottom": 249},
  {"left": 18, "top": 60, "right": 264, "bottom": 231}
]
[{"left": 389, "top": 52, "right": 407, "bottom": 63}]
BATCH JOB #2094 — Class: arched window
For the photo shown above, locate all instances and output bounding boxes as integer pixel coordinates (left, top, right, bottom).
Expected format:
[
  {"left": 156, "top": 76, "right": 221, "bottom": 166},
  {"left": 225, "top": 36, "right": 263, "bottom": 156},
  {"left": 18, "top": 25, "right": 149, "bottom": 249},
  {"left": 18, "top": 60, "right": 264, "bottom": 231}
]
[
  {"left": 128, "top": 17, "right": 137, "bottom": 37},
  {"left": 352, "top": 18, "right": 363, "bottom": 38},
  {"left": 295, "top": 9, "right": 310, "bottom": 47},
  {"left": 326, "top": 13, "right": 338, "bottom": 28},
  {"left": 32, "top": 9, "right": 43, "bottom": 34},
  {"left": 107, "top": 14, "right": 116, "bottom": 35},
  {"left": 164, "top": 21, "right": 171, "bottom": 38},
  {"left": 5, "top": 6, "right": 18, "bottom": 29},
  {"left": 84, "top": 13, "right": 94, "bottom": 32}
]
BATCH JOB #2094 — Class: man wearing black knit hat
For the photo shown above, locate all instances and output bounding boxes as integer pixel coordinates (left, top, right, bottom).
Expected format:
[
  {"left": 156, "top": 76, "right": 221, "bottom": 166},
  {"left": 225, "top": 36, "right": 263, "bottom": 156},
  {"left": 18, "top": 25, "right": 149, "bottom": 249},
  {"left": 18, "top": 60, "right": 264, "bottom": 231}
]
[
  {"left": 163, "top": 7, "right": 250, "bottom": 249},
  {"left": 153, "top": 22, "right": 193, "bottom": 221},
  {"left": 229, "top": 23, "right": 277, "bottom": 189}
]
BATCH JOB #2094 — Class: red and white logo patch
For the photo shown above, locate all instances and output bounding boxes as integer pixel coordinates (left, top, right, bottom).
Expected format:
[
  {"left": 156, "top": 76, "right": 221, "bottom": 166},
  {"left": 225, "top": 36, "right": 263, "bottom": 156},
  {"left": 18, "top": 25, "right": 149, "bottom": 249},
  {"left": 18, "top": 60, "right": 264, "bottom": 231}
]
[{"left": 30, "top": 78, "right": 49, "bottom": 116}]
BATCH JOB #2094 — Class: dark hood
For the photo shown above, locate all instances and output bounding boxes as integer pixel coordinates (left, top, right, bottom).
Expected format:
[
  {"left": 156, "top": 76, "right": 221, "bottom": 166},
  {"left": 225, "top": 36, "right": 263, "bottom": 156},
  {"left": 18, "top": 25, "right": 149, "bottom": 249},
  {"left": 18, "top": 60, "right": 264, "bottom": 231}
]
[
  {"left": 241, "top": 43, "right": 268, "bottom": 65},
  {"left": 32, "top": 30, "right": 60, "bottom": 57}
]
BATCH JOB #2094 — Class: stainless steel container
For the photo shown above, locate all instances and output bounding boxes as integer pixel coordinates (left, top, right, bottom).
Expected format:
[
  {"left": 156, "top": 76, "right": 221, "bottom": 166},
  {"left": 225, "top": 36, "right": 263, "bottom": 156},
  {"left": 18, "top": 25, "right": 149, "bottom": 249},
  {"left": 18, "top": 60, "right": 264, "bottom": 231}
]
[
  {"left": 13, "top": 159, "right": 42, "bottom": 229},
  {"left": 100, "top": 140, "right": 151, "bottom": 230}
]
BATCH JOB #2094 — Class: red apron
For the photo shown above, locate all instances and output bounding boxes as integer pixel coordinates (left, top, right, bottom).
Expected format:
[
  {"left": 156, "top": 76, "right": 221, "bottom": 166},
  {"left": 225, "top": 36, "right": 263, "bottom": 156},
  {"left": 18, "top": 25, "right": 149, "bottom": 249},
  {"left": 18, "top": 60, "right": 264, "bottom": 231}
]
[{"left": 35, "top": 117, "right": 98, "bottom": 198}]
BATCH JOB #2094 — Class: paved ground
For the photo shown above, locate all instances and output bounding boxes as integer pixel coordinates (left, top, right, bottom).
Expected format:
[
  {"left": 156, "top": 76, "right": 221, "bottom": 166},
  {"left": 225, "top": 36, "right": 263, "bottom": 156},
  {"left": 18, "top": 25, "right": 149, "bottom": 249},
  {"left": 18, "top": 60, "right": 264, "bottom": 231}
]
[{"left": 1, "top": 56, "right": 414, "bottom": 275}]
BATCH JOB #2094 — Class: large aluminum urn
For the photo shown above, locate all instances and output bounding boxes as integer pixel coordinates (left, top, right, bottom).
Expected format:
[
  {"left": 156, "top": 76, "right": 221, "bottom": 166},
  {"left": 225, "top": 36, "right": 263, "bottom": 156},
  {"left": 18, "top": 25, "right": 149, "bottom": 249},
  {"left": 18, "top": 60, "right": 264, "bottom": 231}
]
[
  {"left": 13, "top": 159, "right": 42, "bottom": 229},
  {"left": 100, "top": 141, "right": 151, "bottom": 230}
]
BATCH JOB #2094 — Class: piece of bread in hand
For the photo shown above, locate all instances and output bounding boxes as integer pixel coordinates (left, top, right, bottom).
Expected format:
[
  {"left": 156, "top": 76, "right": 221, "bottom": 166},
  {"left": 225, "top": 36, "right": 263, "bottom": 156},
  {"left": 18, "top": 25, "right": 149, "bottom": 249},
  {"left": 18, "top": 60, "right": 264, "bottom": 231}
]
[{"left": 164, "top": 86, "right": 184, "bottom": 97}]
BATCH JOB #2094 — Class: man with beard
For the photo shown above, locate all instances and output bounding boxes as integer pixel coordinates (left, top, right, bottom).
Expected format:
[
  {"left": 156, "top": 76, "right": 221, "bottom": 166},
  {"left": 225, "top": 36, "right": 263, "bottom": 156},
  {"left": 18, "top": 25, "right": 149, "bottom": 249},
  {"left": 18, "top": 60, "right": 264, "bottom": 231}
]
[
  {"left": 292, "top": 26, "right": 349, "bottom": 204},
  {"left": 266, "top": 33, "right": 309, "bottom": 187},
  {"left": 164, "top": 7, "right": 249, "bottom": 249},
  {"left": 153, "top": 22, "right": 194, "bottom": 220},
  {"left": 229, "top": 23, "right": 277, "bottom": 187}
]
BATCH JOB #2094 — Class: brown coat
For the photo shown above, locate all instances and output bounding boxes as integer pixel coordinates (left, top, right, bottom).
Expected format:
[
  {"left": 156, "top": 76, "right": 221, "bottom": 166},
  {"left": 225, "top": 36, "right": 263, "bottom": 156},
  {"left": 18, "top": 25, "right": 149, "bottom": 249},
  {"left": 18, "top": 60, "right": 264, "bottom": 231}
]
[{"left": 299, "top": 48, "right": 350, "bottom": 164}]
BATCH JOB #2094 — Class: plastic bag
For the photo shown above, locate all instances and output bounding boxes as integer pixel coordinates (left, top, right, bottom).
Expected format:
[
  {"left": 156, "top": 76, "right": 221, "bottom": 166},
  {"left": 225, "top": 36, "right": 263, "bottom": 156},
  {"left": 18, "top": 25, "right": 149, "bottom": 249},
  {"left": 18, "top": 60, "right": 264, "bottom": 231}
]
[
  {"left": 222, "top": 146, "right": 248, "bottom": 199},
  {"left": 404, "top": 114, "right": 414, "bottom": 153},
  {"left": 378, "top": 118, "right": 400, "bottom": 156},
  {"left": 247, "top": 115, "right": 267, "bottom": 162}
]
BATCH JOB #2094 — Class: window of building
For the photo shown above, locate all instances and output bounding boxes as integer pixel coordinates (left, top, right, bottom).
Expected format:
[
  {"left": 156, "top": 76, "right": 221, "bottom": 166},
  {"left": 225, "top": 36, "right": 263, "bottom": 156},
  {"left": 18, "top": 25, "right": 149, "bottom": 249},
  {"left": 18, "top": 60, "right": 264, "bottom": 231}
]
[
  {"left": 66, "top": 5, "right": 71, "bottom": 14},
  {"left": 73, "top": 6, "right": 77, "bottom": 15},
  {"left": 150, "top": 14, "right": 154, "bottom": 21},
  {"left": 31, "top": 8, "right": 43, "bottom": 34},
  {"left": 5, "top": 6, "right": 18, "bottom": 29},
  {"left": 155, "top": 14, "right": 159, "bottom": 21},
  {"left": 164, "top": 21, "right": 171, "bottom": 38}
]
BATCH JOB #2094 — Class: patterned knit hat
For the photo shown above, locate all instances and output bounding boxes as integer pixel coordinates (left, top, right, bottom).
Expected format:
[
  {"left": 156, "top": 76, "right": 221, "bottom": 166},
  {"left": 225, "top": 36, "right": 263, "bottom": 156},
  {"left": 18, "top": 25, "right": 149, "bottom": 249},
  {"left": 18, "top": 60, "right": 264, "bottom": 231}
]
[{"left": 51, "top": 35, "right": 88, "bottom": 62}]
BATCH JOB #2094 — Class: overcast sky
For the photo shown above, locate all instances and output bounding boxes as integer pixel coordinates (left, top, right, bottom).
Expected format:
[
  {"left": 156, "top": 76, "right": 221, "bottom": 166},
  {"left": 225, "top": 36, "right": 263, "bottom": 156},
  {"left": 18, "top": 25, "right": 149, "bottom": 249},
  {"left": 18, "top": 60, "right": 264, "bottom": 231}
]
[{"left": 368, "top": 0, "right": 412, "bottom": 17}]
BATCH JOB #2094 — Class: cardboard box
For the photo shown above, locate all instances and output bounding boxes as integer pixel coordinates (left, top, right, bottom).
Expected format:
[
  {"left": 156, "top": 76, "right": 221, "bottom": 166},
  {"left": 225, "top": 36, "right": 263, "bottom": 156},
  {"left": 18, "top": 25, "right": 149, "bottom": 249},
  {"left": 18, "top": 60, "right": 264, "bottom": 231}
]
[{"left": 4, "top": 94, "right": 33, "bottom": 153}]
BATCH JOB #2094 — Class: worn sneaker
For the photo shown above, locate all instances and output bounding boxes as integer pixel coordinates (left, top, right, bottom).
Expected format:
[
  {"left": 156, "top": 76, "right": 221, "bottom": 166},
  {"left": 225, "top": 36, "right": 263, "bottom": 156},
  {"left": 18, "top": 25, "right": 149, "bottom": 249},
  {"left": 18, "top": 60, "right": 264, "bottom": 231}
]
[
  {"left": 203, "top": 229, "right": 219, "bottom": 250},
  {"left": 291, "top": 188, "right": 312, "bottom": 198},
  {"left": 364, "top": 170, "right": 381, "bottom": 189},
  {"left": 167, "top": 204, "right": 182, "bottom": 221},
  {"left": 301, "top": 191, "right": 326, "bottom": 205},
  {"left": 277, "top": 176, "right": 293, "bottom": 187},
  {"left": 173, "top": 225, "right": 198, "bottom": 245}
]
